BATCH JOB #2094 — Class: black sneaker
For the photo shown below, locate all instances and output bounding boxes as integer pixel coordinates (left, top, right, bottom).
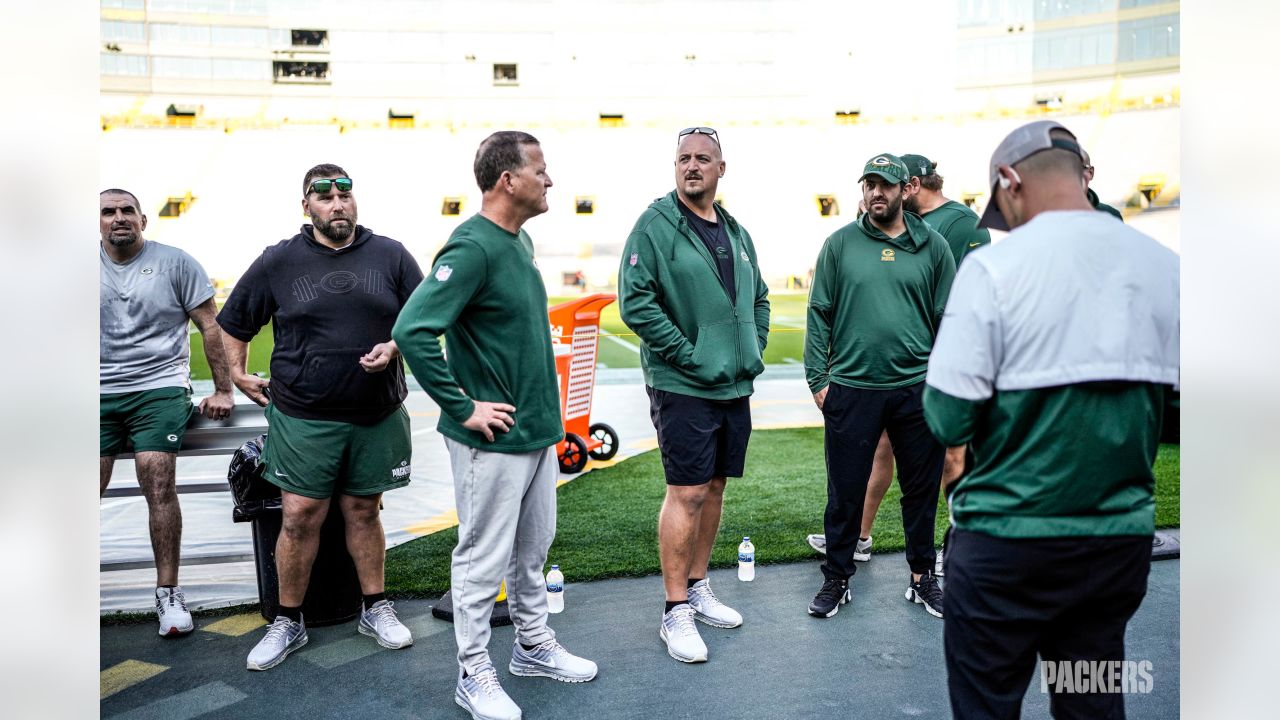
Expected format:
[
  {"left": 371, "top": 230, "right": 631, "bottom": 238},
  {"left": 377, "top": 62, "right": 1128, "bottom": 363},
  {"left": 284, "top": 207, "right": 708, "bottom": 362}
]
[
  {"left": 906, "top": 571, "right": 944, "bottom": 618},
  {"left": 807, "top": 578, "right": 851, "bottom": 618}
]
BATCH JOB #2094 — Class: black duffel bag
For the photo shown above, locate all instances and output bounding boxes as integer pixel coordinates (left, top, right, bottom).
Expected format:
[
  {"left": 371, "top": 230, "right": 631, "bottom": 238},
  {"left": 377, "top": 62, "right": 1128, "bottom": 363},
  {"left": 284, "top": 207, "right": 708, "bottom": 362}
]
[{"left": 227, "top": 433, "right": 281, "bottom": 522}]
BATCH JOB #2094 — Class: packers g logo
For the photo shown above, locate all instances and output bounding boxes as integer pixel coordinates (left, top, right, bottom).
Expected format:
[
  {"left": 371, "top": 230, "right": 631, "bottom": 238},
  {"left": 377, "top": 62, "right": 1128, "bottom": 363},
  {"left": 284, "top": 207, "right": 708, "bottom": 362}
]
[
  {"left": 881, "top": 248, "right": 895, "bottom": 262},
  {"left": 871, "top": 156, "right": 893, "bottom": 166},
  {"left": 167, "top": 434, "right": 179, "bottom": 442}
]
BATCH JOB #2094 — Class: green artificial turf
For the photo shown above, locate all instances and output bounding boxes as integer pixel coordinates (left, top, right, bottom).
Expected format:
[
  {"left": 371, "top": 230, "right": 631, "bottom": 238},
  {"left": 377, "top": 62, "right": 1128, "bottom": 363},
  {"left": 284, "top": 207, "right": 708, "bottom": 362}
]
[{"left": 384, "top": 428, "right": 1181, "bottom": 598}]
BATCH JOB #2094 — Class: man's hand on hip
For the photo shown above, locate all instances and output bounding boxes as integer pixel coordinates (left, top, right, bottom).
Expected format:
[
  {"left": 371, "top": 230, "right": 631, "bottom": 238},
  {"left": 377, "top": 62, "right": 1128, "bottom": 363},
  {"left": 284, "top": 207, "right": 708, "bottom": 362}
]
[
  {"left": 463, "top": 402, "right": 516, "bottom": 442},
  {"left": 233, "top": 373, "right": 270, "bottom": 407}
]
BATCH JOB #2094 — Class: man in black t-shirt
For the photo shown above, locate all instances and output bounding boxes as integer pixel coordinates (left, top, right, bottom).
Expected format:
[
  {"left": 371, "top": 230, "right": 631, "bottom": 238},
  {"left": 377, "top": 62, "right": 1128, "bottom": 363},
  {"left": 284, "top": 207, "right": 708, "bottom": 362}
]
[{"left": 217, "top": 164, "right": 424, "bottom": 671}]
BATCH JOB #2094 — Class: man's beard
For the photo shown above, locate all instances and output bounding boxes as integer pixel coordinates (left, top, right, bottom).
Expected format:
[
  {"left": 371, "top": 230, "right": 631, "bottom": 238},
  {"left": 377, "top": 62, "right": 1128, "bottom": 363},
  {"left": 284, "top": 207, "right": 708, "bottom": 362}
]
[
  {"left": 107, "top": 230, "right": 139, "bottom": 248},
  {"left": 313, "top": 213, "right": 355, "bottom": 242},
  {"left": 868, "top": 194, "right": 903, "bottom": 223},
  {"left": 903, "top": 194, "right": 919, "bottom": 214}
]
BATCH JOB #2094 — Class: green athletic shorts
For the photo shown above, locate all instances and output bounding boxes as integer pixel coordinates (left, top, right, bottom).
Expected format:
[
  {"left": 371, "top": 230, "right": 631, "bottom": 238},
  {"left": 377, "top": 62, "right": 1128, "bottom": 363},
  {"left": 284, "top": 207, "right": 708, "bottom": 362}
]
[
  {"left": 262, "top": 403, "right": 412, "bottom": 499},
  {"left": 100, "top": 386, "right": 194, "bottom": 456}
]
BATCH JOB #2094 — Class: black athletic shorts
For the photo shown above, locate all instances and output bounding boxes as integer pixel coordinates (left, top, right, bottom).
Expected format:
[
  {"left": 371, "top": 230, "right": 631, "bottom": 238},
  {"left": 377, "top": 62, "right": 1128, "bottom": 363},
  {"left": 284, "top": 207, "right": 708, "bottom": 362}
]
[{"left": 646, "top": 386, "right": 751, "bottom": 486}]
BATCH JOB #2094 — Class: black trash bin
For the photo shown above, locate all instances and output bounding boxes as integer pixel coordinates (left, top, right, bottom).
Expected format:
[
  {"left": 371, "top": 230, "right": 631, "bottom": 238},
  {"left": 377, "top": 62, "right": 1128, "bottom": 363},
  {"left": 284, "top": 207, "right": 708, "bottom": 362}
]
[{"left": 229, "top": 434, "right": 362, "bottom": 626}]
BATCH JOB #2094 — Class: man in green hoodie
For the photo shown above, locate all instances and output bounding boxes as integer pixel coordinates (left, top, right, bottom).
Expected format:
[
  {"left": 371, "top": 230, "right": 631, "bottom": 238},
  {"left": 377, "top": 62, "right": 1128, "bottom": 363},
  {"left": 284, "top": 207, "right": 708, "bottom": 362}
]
[
  {"left": 619, "top": 126, "right": 770, "bottom": 664},
  {"left": 803, "top": 153, "right": 955, "bottom": 620},
  {"left": 393, "top": 132, "right": 598, "bottom": 720}
]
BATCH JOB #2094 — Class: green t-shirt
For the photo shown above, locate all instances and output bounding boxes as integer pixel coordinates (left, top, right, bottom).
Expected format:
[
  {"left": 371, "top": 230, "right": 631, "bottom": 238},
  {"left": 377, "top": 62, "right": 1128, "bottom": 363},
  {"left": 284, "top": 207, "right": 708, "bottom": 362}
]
[
  {"left": 804, "top": 212, "right": 956, "bottom": 392},
  {"left": 920, "top": 200, "right": 991, "bottom": 267},
  {"left": 925, "top": 382, "right": 1167, "bottom": 538},
  {"left": 392, "top": 214, "right": 563, "bottom": 453}
]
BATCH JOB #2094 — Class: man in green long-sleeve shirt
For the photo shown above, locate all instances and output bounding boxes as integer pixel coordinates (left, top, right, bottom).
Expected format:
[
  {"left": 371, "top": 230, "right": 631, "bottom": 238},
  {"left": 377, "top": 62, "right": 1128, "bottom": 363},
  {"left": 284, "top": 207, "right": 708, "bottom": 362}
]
[
  {"left": 392, "top": 131, "right": 598, "bottom": 720},
  {"left": 803, "top": 153, "right": 955, "bottom": 621}
]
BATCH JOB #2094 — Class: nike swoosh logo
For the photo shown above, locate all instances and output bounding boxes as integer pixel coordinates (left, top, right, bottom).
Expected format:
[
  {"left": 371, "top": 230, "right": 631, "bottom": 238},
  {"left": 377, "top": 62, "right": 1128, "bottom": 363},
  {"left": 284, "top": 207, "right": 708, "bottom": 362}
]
[
  {"left": 968, "top": 242, "right": 981, "bottom": 247},
  {"left": 274, "top": 469, "right": 289, "bottom": 479}
]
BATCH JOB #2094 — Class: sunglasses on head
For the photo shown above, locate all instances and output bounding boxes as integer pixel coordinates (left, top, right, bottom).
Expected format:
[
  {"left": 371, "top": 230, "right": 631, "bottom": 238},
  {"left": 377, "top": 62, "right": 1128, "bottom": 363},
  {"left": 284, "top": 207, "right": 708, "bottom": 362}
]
[
  {"left": 678, "top": 126, "right": 720, "bottom": 146},
  {"left": 308, "top": 177, "right": 353, "bottom": 195}
]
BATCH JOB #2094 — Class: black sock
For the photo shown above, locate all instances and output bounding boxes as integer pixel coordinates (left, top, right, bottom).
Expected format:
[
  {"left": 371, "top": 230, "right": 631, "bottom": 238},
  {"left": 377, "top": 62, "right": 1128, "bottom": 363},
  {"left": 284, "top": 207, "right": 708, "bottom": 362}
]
[
  {"left": 519, "top": 642, "right": 539, "bottom": 651},
  {"left": 278, "top": 604, "right": 302, "bottom": 623},
  {"left": 363, "top": 592, "right": 387, "bottom": 609},
  {"left": 665, "top": 600, "right": 685, "bottom": 615},
  {"left": 686, "top": 577, "right": 704, "bottom": 589}
]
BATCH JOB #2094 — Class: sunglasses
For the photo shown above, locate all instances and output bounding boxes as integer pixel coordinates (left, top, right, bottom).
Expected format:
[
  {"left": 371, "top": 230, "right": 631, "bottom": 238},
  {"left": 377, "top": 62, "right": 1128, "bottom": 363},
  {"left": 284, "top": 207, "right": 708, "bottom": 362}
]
[
  {"left": 308, "top": 177, "right": 353, "bottom": 195},
  {"left": 678, "top": 126, "right": 720, "bottom": 147}
]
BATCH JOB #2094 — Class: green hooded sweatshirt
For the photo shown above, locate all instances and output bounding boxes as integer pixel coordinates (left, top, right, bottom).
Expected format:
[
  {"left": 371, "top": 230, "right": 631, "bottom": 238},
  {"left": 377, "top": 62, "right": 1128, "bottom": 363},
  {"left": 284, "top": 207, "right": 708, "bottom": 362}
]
[
  {"left": 618, "top": 191, "right": 770, "bottom": 400},
  {"left": 805, "top": 211, "right": 956, "bottom": 393}
]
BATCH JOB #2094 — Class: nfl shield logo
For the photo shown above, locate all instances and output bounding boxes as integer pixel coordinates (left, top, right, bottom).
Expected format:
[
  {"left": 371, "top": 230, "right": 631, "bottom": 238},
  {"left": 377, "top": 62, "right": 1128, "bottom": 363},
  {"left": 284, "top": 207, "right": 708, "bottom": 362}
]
[
  {"left": 629, "top": 252, "right": 638, "bottom": 267},
  {"left": 435, "top": 264, "right": 453, "bottom": 282}
]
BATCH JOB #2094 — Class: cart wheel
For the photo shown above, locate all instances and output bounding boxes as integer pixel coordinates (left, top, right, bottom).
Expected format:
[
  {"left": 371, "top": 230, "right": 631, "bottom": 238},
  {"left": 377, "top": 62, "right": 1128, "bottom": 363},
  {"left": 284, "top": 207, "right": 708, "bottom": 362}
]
[
  {"left": 559, "top": 433, "right": 588, "bottom": 474},
  {"left": 587, "top": 422, "right": 619, "bottom": 461}
]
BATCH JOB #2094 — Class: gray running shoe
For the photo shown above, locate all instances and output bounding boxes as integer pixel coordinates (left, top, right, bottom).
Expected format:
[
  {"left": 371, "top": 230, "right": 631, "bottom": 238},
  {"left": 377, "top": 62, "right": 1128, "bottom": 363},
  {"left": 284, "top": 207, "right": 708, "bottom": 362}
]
[
  {"left": 508, "top": 639, "right": 598, "bottom": 682},
  {"left": 805, "top": 534, "right": 872, "bottom": 561},
  {"left": 659, "top": 604, "right": 708, "bottom": 663},
  {"left": 246, "top": 615, "right": 307, "bottom": 671},
  {"left": 359, "top": 599, "right": 413, "bottom": 649},
  {"left": 456, "top": 662, "right": 521, "bottom": 720},
  {"left": 686, "top": 579, "right": 743, "bottom": 628}
]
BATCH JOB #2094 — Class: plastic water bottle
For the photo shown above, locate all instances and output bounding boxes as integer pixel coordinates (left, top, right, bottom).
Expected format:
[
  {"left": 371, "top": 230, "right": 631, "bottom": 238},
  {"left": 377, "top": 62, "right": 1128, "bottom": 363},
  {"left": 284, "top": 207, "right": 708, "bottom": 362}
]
[
  {"left": 546, "top": 565, "right": 565, "bottom": 613},
  {"left": 737, "top": 537, "right": 755, "bottom": 581}
]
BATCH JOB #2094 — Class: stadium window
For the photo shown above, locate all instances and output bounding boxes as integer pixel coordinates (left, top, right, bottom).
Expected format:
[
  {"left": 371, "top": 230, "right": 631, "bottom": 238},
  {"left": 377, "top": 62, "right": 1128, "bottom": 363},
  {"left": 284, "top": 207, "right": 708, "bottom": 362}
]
[
  {"left": 100, "top": 53, "right": 148, "bottom": 76},
  {"left": 816, "top": 195, "right": 840, "bottom": 217},
  {"left": 291, "top": 29, "right": 328, "bottom": 47},
  {"left": 152, "top": 56, "right": 212, "bottom": 79},
  {"left": 212, "top": 58, "right": 269, "bottom": 81},
  {"left": 575, "top": 197, "right": 595, "bottom": 215},
  {"left": 493, "top": 63, "right": 518, "bottom": 86},
  {"left": 441, "top": 198, "right": 464, "bottom": 216},
  {"left": 272, "top": 60, "right": 330, "bottom": 84},
  {"left": 101, "top": 21, "right": 145, "bottom": 43}
]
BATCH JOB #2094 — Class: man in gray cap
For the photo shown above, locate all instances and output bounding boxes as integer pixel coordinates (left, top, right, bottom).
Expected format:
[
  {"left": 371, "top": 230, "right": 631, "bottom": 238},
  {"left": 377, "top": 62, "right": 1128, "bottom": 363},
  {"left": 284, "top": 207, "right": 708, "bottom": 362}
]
[
  {"left": 924, "top": 120, "right": 1178, "bottom": 718},
  {"left": 803, "top": 153, "right": 955, "bottom": 620}
]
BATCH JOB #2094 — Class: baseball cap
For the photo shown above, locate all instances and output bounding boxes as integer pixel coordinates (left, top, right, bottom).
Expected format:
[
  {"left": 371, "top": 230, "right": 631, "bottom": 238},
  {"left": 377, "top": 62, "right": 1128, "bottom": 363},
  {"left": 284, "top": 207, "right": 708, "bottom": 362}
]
[
  {"left": 900, "top": 153, "right": 936, "bottom": 179},
  {"left": 978, "top": 120, "right": 1084, "bottom": 231},
  {"left": 858, "top": 153, "right": 910, "bottom": 185}
]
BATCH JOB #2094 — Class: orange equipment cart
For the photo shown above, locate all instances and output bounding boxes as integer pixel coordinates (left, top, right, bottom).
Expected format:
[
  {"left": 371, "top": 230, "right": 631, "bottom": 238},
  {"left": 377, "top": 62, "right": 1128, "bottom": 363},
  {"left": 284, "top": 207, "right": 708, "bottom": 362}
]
[{"left": 548, "top": 293, "right": 620, "bottom": 473}]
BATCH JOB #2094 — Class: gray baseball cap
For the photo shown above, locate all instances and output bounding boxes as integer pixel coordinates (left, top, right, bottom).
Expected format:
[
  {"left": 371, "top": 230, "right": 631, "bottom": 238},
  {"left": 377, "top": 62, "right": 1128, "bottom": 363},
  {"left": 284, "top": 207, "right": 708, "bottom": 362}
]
[{"left": 978, "top": 120, "right": 1084, "bottom": 231}]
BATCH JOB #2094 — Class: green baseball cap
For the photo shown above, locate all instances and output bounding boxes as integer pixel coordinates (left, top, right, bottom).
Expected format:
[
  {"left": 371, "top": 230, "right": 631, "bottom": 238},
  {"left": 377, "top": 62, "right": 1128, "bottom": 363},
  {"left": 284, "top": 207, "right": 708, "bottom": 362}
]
[
  {"left": 858, "top": 153, "right": 909, "bottom": 185},
  {"left": 900, "top": 153, "right": 936, "bottom": 179}
]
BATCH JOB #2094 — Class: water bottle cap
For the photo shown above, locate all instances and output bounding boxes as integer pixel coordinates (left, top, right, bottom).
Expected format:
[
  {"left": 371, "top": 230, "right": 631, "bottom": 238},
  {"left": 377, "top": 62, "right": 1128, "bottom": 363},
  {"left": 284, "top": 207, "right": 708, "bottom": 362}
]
[
  {"left": 743, "top": 536, "right": 749, "bottom": 541},
  {"left": 551, "top": 564, "right": 559, "bottom": 569}
]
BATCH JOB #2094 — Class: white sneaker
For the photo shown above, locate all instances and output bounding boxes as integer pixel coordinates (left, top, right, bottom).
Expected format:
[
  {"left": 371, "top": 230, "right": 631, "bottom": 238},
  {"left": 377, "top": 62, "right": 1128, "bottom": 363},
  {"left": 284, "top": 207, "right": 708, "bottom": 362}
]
[
  {"left": 804, "top": 534, "right": 872, "bottom": 561},
  {"left": 456, "top": 662, "right": 521, "bottom": 720},
  {"left": 659, "top": 604, "right": 708, "bottom": 663},
  {"left": 358, "top": 599, "right": 413, "bottom": 649},
  {"left": 855, "top": 535, "right": 873, "bottom": 562},
  {"left": 686, "top": 579, "right": 743, "bottom": 628},
  {"left": 246, "top": 615, "right": 308, "bottom": 671},
  {"left": 155, "top": 586, "right": 193, "bottom": 637},
  {"left": 509, "top": 639, "right": 598, "bottom": 682}
]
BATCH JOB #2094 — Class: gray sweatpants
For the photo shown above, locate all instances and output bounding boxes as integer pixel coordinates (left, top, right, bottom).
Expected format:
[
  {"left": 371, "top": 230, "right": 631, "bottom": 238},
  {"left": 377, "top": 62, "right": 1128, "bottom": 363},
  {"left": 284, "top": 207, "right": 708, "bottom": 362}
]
[{"left": 445, "top": 437, "right": 558, "bottom": 673}]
